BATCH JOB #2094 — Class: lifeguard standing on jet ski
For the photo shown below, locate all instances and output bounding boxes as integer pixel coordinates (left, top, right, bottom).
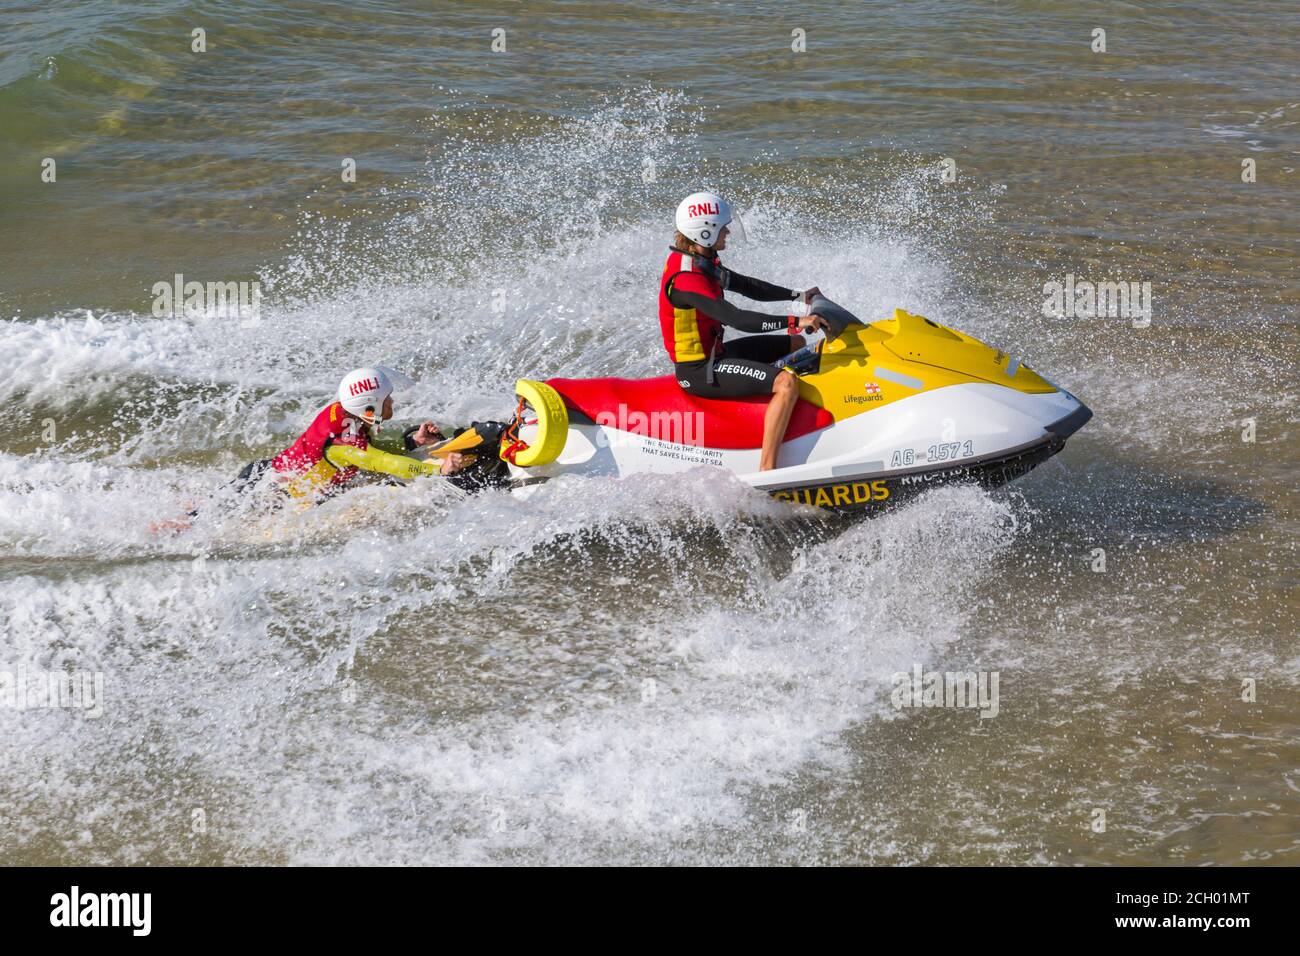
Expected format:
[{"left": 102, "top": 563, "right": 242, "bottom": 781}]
[{"left": 660, "top": 191, "right": 827, "bottom": 471}]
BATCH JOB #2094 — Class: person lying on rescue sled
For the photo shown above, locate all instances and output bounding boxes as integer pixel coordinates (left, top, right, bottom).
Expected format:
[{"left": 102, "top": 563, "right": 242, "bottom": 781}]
[
  {"left": 151, "top": 367, "right": 465, "bottom": 533},
  {"left": 229, "top": 367, "right": 466, "bottom": 499},
  {"left": 661, "top": 191, "right": 828, "bottom": 471}
]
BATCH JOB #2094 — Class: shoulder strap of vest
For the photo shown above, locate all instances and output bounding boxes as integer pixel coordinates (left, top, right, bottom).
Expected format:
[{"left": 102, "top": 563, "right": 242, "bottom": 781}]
[{"left": 665, "top": 249, "right": 730, "bottom": 298}]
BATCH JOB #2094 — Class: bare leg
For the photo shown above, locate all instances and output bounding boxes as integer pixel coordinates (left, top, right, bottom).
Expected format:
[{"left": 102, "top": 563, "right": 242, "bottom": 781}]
[
  {"left": 760, "top": 371, "right": 800, "bottom": 471},
  {"left": 149, "top": 516, "right": 193, "bottom": 535}
]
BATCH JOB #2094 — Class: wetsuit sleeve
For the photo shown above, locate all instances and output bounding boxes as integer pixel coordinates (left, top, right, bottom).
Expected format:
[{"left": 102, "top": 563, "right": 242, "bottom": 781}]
[
  {"left": 668, "top": 287, "right": 791, "bottom": 334},
  {"left": 324, "top": 442, "right": 441, "bottom": 479},
  {"left": 724, "top": 270, "right": 799, "bottom": 303}
]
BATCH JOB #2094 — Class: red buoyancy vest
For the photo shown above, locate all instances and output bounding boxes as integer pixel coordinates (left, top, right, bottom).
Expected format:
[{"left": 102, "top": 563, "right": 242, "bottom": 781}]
[
  {"left": 270, "top": 401, "right": 366, "bottom": 489},
  {"left": 659, "top": 250, "right": 725, "bottom": 363}
]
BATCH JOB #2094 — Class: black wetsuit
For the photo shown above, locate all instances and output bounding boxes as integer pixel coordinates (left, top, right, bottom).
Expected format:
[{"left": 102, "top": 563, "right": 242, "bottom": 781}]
[{"left": 667, "top": 258, "right": 804, "bottom": 398}]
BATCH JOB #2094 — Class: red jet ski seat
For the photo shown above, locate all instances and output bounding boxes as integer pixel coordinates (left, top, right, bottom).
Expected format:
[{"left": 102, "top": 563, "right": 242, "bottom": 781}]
[{"left": 546, "top": 375, "right": 832, "bottom": 450}]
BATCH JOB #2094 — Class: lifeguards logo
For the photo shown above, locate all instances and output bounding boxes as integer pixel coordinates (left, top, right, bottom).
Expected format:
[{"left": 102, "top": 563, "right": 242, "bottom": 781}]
[
  {"left": 773, "top": 480, "right": 890, "bottom": 508},
  {"left": 688, "top": 202, "right": 719, "bottom": 218},
  {"left": 844, "top": 381, "right": 883, "bottom": 404},
  {"left": 348, "top": 377, "right": 378, "bottom": 396}
]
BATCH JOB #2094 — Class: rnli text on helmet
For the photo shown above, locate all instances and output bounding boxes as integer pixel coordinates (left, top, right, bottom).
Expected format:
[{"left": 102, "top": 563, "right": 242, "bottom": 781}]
[{"left": 349, "top": 377, "right": 378, "bottom": 396}]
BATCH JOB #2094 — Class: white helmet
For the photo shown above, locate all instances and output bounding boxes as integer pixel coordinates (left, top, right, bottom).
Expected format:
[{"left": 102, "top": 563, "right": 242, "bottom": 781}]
[
  {"left": 675, "top": 191, "right": 745, "bottom": 248},
  {"left": 337, "top": 367, "right": 393, "bottom": 425}
]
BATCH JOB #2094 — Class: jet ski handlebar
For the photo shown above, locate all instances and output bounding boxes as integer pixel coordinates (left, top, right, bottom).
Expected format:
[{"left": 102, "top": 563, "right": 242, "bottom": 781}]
[
  {"left": 772, "top": 294, "right": 863, "bottom": 374},
  {"left": 804, "top": 294, "right": 862, "bottom": 338}
]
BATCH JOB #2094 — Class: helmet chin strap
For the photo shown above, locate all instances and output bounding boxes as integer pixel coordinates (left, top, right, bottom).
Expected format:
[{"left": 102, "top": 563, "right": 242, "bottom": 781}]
[{"left": 347, "top": 409, "right": 381, "bottom": 435}]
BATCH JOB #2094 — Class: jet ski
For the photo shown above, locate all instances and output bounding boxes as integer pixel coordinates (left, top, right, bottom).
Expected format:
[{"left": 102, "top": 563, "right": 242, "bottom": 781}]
[{"left": 422, "top": 297, "right": 1092, "bottom": 513}]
